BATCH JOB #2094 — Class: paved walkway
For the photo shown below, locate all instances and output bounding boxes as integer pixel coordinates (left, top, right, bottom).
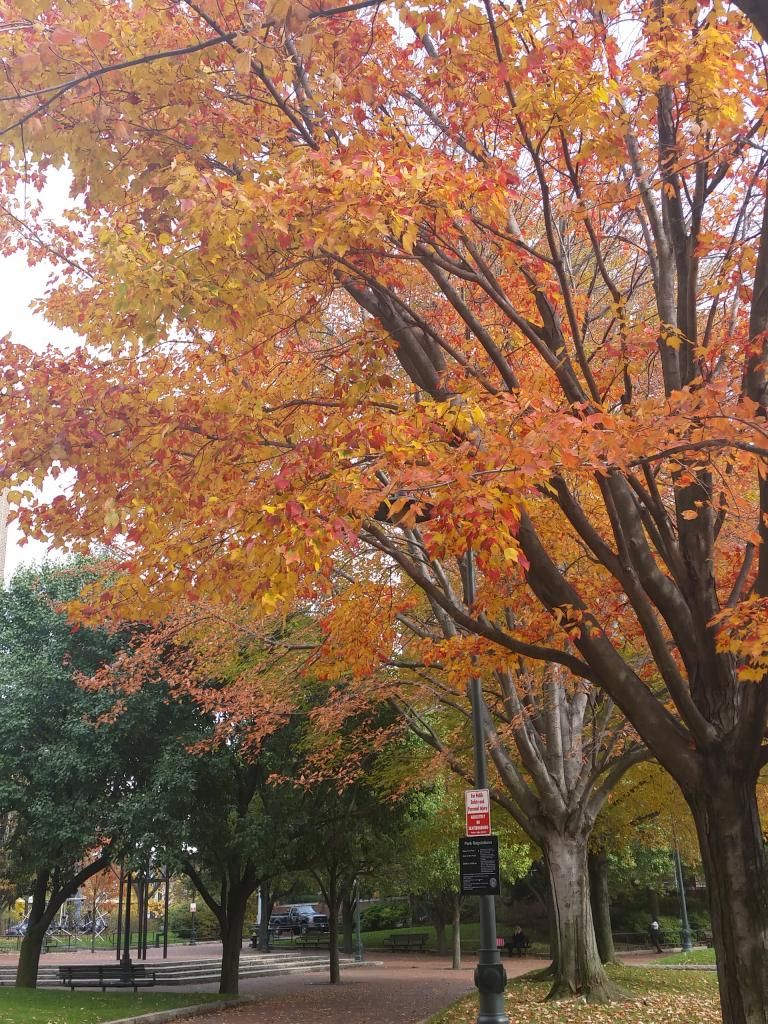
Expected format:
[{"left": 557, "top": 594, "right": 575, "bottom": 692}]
[
  {"left": 169, "top": 953, "right": 540, "bottom": 1024},
  {"left": 0, "top": 940, "right": 670, "bottom": 1023}
]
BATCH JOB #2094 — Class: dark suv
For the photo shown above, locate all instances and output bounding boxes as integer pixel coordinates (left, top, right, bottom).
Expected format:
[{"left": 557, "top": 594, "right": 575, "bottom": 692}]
[{"left": 288, "top": 904, "right": 329, "bottom": 935}]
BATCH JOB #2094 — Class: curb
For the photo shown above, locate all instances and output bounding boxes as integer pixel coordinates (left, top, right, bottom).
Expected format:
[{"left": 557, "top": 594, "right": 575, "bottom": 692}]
[{"left": 103, "top": 995, "right": 256, "bottom": 1024}]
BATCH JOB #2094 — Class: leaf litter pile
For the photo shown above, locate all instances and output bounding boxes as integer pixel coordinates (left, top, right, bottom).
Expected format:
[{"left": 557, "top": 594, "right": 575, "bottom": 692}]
[{"left": 428, "top": 967, "right": 720, "bottom": 1024}]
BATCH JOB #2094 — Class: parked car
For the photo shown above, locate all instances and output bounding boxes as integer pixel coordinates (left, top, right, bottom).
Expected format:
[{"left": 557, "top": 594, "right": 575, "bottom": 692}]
[
  {"left": 268, "top": 912, "right": 291, "bottom": 934},
  {"left": 288, "top": 904, "right": 329, "bottom": 935}
]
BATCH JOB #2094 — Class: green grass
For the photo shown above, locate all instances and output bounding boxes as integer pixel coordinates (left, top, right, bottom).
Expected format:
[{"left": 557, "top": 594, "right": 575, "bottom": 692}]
[
  {"left": 658, "top": 948, "right": 716, "bottom": 966},
  {"left": 0, "top": 988, "right": 226, "bottom": 1024},
  {"left": 269, "top": 921, "right": 549, "bottom": 955},
  {"left": 427, "top": 965, "right": 720, "bottom": 1024}
]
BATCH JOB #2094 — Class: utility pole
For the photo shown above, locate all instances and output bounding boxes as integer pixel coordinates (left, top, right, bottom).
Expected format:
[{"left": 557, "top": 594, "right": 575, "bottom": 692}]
[{"left": 465, "top": 551, "right": 508, "bottom": 1024}]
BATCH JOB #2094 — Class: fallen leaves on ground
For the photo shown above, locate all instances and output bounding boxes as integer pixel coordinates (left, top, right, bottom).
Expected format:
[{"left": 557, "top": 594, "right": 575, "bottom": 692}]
[{"left": 428, "top": 968, "right": 720, "bottom": 1024}]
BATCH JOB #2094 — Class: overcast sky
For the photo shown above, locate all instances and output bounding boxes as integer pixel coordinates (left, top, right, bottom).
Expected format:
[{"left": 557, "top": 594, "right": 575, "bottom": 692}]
[{"left": 2, "top": 171, "right": 79, "bottom": 580}]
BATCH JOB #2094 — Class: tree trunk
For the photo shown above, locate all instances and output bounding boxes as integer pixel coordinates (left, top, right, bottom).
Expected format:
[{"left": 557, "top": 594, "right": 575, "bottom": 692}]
[
  {"left": 328, "top": 873, "right": 340, "bottom": 985},
  {"left": 341, "top": 888, "right": 354, "bottom": 955},
  {"left": 544, "top": 834, "right": 620, "bottom": 1003},
  {"left": 450, "top": 893, "right": 461, "bottom": 970},
  {"left": 588, "top": 849, "right": 616, "bottom": 965},
  {"left": 544, "top": 861, "right": 557, "bottom": 970},
  {"left": 689, "top": 770, "right": 768, "bottom": 1024},
  {"left": 257, "top": 884, "right": 272, "bottom": 952},
  {"left": 16, "top": 925, "right": 45, "bottom": 989},
  {"left": 433, "top": 918, "right": 447, "bottom": 955},
  {"left": 219, "top": 903, "right": 246, "bottom": 994},
  {"left": 16, "top": 871, "right": 50, "bottom": 989}
]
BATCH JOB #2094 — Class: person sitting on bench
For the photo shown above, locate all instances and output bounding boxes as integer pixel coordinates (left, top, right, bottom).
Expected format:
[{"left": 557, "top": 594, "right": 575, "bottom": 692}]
[{"left": 507, "top": 925, "right": 528, "bottom": 956}]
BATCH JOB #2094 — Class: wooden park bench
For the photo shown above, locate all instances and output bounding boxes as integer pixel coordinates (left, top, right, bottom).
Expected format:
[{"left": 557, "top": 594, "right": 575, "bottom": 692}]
[
  {"left": 382, "top": 932, "right": 429, "bottom": 952},
  {"left": 58, "top": 964, "right": 156, "bottom": 991},
  {"left": 498, "top": 935, "right": 531, "bottom": 957}
]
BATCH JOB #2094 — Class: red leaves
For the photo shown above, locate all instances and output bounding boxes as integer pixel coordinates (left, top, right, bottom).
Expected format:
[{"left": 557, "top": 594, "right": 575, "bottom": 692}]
[{"left": 87, "top": 30, "right": 111, "bottom": 51}]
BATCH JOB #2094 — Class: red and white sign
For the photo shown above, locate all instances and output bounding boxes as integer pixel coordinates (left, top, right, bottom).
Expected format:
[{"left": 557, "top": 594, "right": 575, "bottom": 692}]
[{"left": 465, "top": 788, "right": 491, "bottom": 836}]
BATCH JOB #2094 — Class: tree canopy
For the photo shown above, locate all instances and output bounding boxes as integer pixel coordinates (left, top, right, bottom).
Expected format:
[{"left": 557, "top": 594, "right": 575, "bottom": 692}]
[{"left": 2, "top": 2, "right": 768, "bottom": 1020}]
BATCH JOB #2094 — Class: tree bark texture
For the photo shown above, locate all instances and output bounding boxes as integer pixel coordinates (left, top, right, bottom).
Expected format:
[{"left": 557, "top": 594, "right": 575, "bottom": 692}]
[
  {"left": 451, "top": 893, "right": 462, "bottom": 970},
  {"left": 544, "top": 834, "right": 619, "bottom": 1003},
  {"left": 328, "top": 872, "right": 340, "bottom": 985},
  {"left": 588, "top": 849, "right": 616, "bottom": 965},
  {"left": 219, "top": 901, "right": 246, "bottom": 994},
  {"left": 16, "top": 925, "right": 45, "bottom": 990},
  {"left": 689, "top": 769, "right": 768, "bottom": 1024},
  {"left": 257, "top": 884, "right": 272, "bottom": 952},
  {"left": 341, "top": 888, "right": 354, "bottom": 955}
]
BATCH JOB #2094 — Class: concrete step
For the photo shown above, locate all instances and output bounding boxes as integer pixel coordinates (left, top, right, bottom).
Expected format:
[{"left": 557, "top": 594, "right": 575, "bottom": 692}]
[{"left": 0, "top": 954, "right": 358, "bottom": 987}]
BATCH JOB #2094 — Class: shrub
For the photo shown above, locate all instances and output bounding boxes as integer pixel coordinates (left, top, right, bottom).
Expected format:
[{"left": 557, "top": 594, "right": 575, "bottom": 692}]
[
  {"left": 168, "top": 902, "right": 221, "bottom": 940},
  {"left": 360, "top": 902, "right": 408, "bottom": 931}
]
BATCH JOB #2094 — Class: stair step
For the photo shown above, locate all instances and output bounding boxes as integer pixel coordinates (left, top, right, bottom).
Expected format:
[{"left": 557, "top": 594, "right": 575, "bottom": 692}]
[{"left": 0, "top": 954, "right": 360, "bottom": 987}]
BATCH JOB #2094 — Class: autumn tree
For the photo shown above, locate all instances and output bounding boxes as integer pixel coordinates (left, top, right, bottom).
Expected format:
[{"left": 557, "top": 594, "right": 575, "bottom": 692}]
[
  {"left": 370, "top": 596, "right": 646, "bottom": 998},
  {"left": 4, "top": 2, "right": 768, "bottom": 1020}
]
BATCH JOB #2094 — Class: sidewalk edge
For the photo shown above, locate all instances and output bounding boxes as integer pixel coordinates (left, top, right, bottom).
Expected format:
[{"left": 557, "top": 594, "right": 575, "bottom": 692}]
[{"left": 103, "top": 995, "right": 256, "bottom": 1024}]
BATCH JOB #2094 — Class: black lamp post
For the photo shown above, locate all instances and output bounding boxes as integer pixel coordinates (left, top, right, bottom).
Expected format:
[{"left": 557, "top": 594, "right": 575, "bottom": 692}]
[{"left": 121, "top": 872, "right": 132, "bottom": 967}]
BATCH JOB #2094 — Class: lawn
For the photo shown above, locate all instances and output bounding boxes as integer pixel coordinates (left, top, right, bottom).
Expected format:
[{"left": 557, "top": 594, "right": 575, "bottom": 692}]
[
  {"left": 659, "top": 948, "right": 716, "bottom": 966},
  {"left": 269, "top": 922, "right": 550, "bottom": 955},
  {"left": 426, "top": 966, "right": 720, "bottom": 1024},
  {"left": 0, "top": 988, "right": 226, "bottom": 1024}
]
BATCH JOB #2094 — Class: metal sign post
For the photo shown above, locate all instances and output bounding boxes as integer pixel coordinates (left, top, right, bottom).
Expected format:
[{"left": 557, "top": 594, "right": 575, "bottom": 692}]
[{"left": 464, "top": 550, "right": 508, "bottom": 1024}]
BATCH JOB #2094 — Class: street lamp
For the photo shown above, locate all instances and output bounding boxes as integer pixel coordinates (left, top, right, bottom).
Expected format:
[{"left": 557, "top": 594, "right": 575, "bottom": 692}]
[
  {"left": 672, "top": 845, "right": 692, "bottom": 951},
  {"left": 121, "top": 872, "right": 133, "bottom": 967},
  {"left": 190, "top": 902, "right": 197, "bottom": 946},
  {"left": 465, "top": 551, "right": 509, "bottom": 1024}
]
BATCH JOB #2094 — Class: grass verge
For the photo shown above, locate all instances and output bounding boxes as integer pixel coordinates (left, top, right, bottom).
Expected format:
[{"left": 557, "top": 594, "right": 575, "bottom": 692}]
[
  {"left": 0, "top": 988, "right": 225, "bottom": 1024},
  {"left": 658, "top": 948, "right": 716, "bottom": 966},
  {"left": 426, "top": 965, "right": 720, "bottom": 1024}
]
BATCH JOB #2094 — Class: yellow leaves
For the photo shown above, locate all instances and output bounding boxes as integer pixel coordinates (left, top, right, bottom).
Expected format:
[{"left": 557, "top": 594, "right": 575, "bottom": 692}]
[
  {"left": 103, "top": 499, "right": 120, "bottom": 530},
  {"left": 426, "top": 397, "right": 485, "bottom": 434},
  {"left": 233, "top": 49, "right": 252, "bottom": 77},
  {"left": 401, "top": 220, "right": 419, "bottom": 254},
  {"left": 264, "top": 0, "right": 312, "bottom": 32},
  {"left": 661, "top": 324, "right": 686, "bottom": 351},
  {"left": 712, "top": 598, "right": 768, "bottom": 684}
]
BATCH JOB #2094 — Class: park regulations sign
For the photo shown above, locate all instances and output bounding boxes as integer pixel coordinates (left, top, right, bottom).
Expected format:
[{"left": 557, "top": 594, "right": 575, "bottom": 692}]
[
  {"left": 465, "top": 788, "right": 491, "bottom": 835},
  {"left": 459, "top": 836, "right": 500, "bottom": 896}
]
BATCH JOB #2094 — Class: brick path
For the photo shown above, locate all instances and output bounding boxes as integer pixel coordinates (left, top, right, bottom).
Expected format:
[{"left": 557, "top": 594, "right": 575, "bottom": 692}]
[{"left": 170, "top": 953, "right": 541, "bottom": 1024}]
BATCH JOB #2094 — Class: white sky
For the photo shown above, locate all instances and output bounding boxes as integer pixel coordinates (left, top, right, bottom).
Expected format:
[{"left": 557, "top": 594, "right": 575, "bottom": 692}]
[{"left": 2, "top": 171, "right": 80, "bottom": 581}]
